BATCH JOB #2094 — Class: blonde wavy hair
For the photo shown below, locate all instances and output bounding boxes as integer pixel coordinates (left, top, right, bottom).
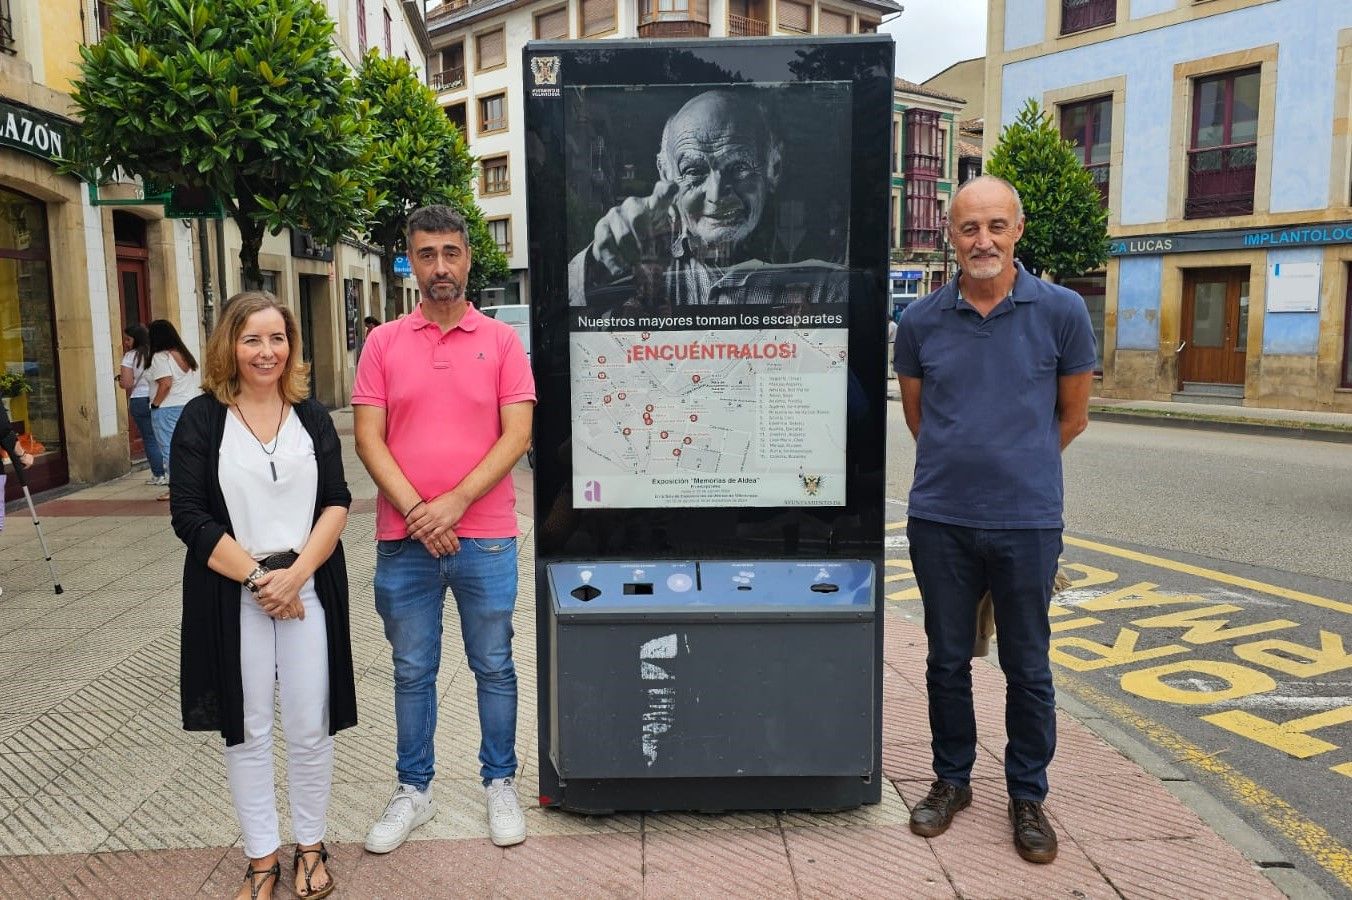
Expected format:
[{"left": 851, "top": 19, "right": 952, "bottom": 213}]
[{"left": 202, "top": 291, "right": 310, "bottom": 404}]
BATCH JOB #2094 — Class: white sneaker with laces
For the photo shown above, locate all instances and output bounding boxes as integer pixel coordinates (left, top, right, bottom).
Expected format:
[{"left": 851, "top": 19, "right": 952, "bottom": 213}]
[
  {"left": 145, "top": 474, "right": 168, "bottom": 486},
  {"left": 364, "top": 783, "right": 436, "bottom": 854},
  {"left": 485, "top": 777, "right": 527, "bottom": 846}
]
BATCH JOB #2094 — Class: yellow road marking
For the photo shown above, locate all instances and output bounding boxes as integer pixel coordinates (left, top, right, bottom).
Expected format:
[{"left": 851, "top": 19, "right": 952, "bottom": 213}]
[
  {"left": 885, "top": 572, "right": 915, "bottom": 584},
  {"left": 1333, "top": 762, "right": 1352, "bottom": 779},
  {"left": 1058, "top": 672, "right": 1352, "bottom": 889},
  {"left": 885, "top": 520, "right": 906, "bottom": 531},
  {"left": 1204, "top": 706, "right": 1352, "bottom": 759},
  {"left": 1064, "top": 536, "right": 1352, "bottom": 615},
  {"left": 887, "top": 587, "right": 921, "bottom": 601}
]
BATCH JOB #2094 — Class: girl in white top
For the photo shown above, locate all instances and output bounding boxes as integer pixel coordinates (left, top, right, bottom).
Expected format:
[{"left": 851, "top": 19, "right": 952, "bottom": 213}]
[
  {"left": 146, "top": 319, "right": 202, "bottom": 500},
  {"left": 117, "top": 323, "right": 166, "bottom": 482}
]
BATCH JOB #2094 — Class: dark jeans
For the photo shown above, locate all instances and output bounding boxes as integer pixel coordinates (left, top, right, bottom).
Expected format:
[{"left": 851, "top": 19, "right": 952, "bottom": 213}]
[
  {"left": 906, "top": 516, "right": 1062, "bottom": 801},
  {"left": 127, "top": 397, "right": 164, "bottom": 477}
]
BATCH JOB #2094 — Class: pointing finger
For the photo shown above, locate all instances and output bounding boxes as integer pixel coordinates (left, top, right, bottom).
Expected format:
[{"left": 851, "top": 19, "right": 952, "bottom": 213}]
[{"left": 645, "top": 180, "right": 678, "bottom": 214}]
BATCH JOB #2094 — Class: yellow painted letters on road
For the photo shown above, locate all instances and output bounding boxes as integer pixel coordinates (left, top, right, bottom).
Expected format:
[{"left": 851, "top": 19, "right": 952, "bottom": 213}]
[
  {"left": 1203, "top": 706, "right": 1352, "bottom": 758},
  {"left": 1081, "top": 582, "right": 1201, "bottom": 613},
  {"left": 1050, "top": 628, "right": 1188, "bottom": 672},
  {"left": 1120, "top": 660, "right": 1276, "bottom": 705},
  {"left": 1235, "top": 631, "right": 1352, "bottom": 678},
  {"left": 1131, "top": 604, "right": 1298, "bottom": 644}
]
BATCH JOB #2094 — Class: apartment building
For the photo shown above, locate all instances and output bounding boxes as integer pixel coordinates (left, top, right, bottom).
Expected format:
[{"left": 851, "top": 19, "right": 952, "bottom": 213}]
[
  {"left": 0, "top": 1, "right": 206, "bottom": 494},
  {"left": 0, "top": 2, "right": 428, "bottom": 499},
  {"left": 425, "top": 0, "right": 902, "bottom": 308},
  {"left": 888, "top": 79, "right": 965, "bottom": 315},
  {"left": 988, "top": 0, "right": 1352, "bottom": 411}
]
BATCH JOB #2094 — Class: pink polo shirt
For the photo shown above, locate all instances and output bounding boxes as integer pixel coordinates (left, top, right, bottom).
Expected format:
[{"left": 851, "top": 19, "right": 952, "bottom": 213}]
[{"left": 352, "top": 303, "right": 536, "bottom": 540}]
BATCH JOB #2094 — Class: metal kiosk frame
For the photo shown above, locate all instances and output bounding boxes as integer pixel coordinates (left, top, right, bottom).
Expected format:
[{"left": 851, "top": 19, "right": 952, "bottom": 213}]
[{"left": 524, "top": 36, "right": 894, "bottom": 813}]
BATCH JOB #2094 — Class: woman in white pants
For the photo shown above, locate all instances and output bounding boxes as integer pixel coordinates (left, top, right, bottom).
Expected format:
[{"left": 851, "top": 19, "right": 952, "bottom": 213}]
[{"left": 170, "top": 291, "right": 355, "bottom": 900}]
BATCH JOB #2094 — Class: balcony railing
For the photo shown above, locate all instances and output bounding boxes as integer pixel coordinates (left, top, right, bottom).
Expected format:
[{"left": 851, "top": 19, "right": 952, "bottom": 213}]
[
  {"left": 1185, "top": 143, "right": 1256, "bottom": 219},
  {"left": 1, "top": 0, "right": 16, "bottom": 54},
  {"left": 903, "top": 228, "right": 940, "bottom": 251},
  {"left": 903, "top": 152, "right": 942, "bottom": 178},
  {"left": 728, "top": 13, "right": 768, "bottom": 35},
  {"left": 1060, "top": 0, "right": 1115, "bottom": 35},
  {"left": 431, "top": 66, "right": 465, "bottom": 92}
]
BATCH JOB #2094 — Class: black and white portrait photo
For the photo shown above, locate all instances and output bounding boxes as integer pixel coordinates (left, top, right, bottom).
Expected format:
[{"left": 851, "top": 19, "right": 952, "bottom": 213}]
[{"left": 565, "top": 82, "right": 853, "bottom": 312}]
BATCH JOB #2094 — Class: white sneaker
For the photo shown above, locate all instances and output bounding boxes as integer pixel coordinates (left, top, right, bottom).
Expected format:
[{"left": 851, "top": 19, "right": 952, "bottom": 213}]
[
  {"left": 145, "top": 474, "right": 168, "bottom": 486},
  {"left": 364, "top": 783, "right": 436, "bottom": 854},
  {"left": 485, "top": 777, "right": 526, "bottom": 847}
]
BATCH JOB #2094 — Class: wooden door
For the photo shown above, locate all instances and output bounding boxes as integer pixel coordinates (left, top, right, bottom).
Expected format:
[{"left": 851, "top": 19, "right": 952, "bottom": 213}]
[
  {"left": 1180, "top": 268, "right": 1248, "bottom": 385},
  {"left": 116, "top": 256, "right": 151, "bottom": 458}
]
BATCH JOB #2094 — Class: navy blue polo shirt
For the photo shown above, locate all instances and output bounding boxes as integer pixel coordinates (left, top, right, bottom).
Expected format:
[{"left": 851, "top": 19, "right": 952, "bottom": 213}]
[{"left": 893, "top": 265, "right": 1097, "bottom": 529}]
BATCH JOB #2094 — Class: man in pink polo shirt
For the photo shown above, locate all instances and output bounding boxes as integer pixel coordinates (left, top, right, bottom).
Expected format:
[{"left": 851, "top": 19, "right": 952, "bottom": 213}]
[{"left": 352, "top": 205, "right": 535, "bottom": 853}]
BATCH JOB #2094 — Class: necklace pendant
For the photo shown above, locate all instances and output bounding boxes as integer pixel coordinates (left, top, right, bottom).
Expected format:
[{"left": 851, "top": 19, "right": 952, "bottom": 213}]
[{"left": 270, "top": 461, "right": 277, "bottom": 482}]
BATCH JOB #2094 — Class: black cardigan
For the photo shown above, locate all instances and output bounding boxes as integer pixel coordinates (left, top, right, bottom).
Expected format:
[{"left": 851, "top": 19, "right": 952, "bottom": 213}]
[{"left": 170, "top": 394, "right": 357, "bottom": 746}]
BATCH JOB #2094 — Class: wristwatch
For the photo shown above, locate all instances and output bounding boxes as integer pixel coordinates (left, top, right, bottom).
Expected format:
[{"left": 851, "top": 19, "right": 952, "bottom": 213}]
[{"left": 242, "top": 565, "right": 268, "bottom": 593}]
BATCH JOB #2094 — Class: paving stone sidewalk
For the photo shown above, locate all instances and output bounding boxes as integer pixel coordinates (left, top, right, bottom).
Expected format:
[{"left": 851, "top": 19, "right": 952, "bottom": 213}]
[{"left": 0, "top": 409, "right": 1286, "bottom": 898}]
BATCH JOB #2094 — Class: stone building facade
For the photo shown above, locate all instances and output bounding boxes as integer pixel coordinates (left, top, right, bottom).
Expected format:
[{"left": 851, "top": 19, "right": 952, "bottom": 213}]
[{"left": 988, "top": 0, "right": 1352, "bottom": 410}]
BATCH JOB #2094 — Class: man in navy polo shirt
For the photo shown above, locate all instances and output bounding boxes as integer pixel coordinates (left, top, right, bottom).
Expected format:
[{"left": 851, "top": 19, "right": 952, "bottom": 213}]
[{"left": 893, "top": 175, "right": 1096, "bottom": 864}]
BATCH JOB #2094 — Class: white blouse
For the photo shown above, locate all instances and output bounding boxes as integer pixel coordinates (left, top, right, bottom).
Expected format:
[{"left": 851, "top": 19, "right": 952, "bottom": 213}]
[
  {"left": 218, "top": 409, "right": 317, "bottom": 559},
  {"left": 120, "top": 350, "right": 150, "bottom": 400},
  {"left": 146, "top": 351, "right": 202, "bottom": 408}
]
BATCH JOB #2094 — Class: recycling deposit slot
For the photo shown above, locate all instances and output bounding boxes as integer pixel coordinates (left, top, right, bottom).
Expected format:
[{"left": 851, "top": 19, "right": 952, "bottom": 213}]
[{"left": 524, "top": 36, "right": 893, "bottom": 813}]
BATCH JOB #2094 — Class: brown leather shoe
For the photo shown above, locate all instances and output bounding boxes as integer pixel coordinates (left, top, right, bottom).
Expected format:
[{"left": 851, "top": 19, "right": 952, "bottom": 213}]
[
  {"left": 1009, "top": 798, "right": 1058, "bottom": 863},
  {"left": 908, "top": 780, "right": 972, "bottom": 837}
]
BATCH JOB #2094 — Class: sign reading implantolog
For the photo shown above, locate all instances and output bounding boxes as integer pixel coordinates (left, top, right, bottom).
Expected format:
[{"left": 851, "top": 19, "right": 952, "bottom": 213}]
[
  {"left": 1111, "top": 223, "right": 1352, "bottom": 256},
  {"left": 0, "top": 99, "right": 74, "bottom": 165}
]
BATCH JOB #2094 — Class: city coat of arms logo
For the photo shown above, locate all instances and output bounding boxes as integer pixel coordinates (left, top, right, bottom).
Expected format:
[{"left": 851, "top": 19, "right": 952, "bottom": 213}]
[{"left": 530, "top": 56, "right": 561, "bottom": 87}]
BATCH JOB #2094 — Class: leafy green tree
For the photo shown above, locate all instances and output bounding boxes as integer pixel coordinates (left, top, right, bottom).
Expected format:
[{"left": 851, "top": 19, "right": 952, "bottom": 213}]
[
  {"left": 66, "top": 0, "right": 379, "bottom": 290},
  {"left": 355, "top": 50, "right": 508, "bottom": 312},
  {"left": 985, "top": 99, "right": 1109, "bottom": 279}
]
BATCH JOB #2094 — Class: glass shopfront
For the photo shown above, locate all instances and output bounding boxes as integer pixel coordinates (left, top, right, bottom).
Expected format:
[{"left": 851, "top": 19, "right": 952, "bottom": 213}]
[{"left": 0, "top": 186, "right": 66, "bottom": 498}]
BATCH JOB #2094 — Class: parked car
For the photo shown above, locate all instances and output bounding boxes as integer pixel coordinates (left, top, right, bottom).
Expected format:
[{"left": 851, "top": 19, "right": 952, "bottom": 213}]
[{"left": 480, "top": 304, "right": 529, "bottom": 325}]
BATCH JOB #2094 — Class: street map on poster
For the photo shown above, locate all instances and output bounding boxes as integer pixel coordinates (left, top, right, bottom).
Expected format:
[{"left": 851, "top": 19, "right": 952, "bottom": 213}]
[{"left": 571, "top": 326, "right": 847, "bottom": 507}]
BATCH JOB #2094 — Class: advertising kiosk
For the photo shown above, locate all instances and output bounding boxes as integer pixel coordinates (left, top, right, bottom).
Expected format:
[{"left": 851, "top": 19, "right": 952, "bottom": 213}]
[{"left": 524, "top": 36, "right": 893, "bottom": 813}]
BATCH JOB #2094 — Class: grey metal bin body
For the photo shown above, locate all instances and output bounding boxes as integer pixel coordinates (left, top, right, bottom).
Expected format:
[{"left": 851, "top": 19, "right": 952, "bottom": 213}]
[{"left": 548, "top": 560, "right": 875, "bottom": 784}]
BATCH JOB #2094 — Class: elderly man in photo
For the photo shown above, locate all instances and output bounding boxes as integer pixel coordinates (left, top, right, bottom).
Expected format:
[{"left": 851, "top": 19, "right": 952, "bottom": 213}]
[
  {"left": 892, "top": 175, "right": 1096, "bottom": 864},
  {"left": 568, "top": 89, "right": 847, "bottom": 308}
]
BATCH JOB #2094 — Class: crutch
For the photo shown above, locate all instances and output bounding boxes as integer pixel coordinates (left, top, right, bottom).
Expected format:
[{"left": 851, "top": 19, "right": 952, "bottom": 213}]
[{"left": 10, "top": 456, "right": 62, "bottom": 594}]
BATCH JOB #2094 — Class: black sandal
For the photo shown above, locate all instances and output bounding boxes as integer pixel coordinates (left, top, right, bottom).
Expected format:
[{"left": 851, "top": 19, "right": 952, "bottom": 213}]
[
  {"left": 242, "top": 861, "right": 280, "bottom": 900},
  {"left": 292, "top": 843, "right": 335, "bottom": 899}
]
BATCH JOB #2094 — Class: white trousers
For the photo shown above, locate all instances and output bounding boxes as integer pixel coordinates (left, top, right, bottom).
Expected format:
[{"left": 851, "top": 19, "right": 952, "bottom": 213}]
[{"left": 224, "top": 582, "right": 333, "bottom": 858}]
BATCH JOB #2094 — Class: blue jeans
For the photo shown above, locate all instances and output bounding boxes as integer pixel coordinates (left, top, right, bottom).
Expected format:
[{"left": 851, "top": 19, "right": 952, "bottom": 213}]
[
  {"left": 906, "top": 517, "right": 1062, "bottom": 801},
  {"left": 128, "top": 397, "right": 164, "bottom": 477},
  {"left": 374, "top": 536, "right": 519, "bottom": 788},
  {"left": 151, "top": 403, "right": 184, "bottom": 481}
]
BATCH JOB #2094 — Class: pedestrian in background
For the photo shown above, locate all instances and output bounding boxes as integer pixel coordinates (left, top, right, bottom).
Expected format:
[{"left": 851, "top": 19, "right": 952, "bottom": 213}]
[
  {"left": 0, "top": 401, "right": 34, "bottom": 598},
  {"left": 893, "top": 175, "right": 1096, "bottom": 864},
  {"left": 146, "top": 319, "right": 201, "bottom": 501},
  {"left": 170, "top": 291, "right": 355, "bottom": 900},
  {"left": 117, "top": 324, "right": 166, "bottom": 486},
  {"left": 354, "top": 205, "right": 535, "bottom": 853}
]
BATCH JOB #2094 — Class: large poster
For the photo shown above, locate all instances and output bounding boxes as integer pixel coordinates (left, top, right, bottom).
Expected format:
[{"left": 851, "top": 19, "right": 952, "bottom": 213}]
[{"left": 565, "top": 82, "right": 852, "bottom": 508}]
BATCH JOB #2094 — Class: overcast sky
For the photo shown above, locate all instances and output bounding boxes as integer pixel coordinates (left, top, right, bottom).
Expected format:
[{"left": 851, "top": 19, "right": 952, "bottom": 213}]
[{"left": 881, "top": 0, "right": 989, "bottom": 83}]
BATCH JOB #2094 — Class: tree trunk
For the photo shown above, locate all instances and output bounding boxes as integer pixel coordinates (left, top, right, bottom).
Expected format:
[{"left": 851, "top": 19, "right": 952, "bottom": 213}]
[
  {"left": 380, "top": 246, "right": 400, "bottom": 321},
  {"left": 232, "top": 194, "right": 266, "bottom": 292}
]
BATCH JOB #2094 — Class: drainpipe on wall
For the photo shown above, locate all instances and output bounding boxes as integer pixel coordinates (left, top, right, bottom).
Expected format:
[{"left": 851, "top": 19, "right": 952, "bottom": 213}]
[
  {"left": 198, "top": 217, "right": 214, "bottom": 335},
  {"left": 215, "top": 217, "right": 228, "bottom": 315}
]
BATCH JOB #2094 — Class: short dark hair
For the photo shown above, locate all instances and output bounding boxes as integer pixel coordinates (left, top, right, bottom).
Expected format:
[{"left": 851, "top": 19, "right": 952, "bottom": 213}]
[
  {"left": 406, "top": 205, "right": 468, "bottom": 243},
  {"left": 364, "top": 315, "right": 381, "bottom": 328}
]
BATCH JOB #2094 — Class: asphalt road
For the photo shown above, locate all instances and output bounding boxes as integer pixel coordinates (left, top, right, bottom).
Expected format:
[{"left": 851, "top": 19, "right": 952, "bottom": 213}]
[{"left": 884, "top": 400, "right": 1352, "bottom": 897}]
